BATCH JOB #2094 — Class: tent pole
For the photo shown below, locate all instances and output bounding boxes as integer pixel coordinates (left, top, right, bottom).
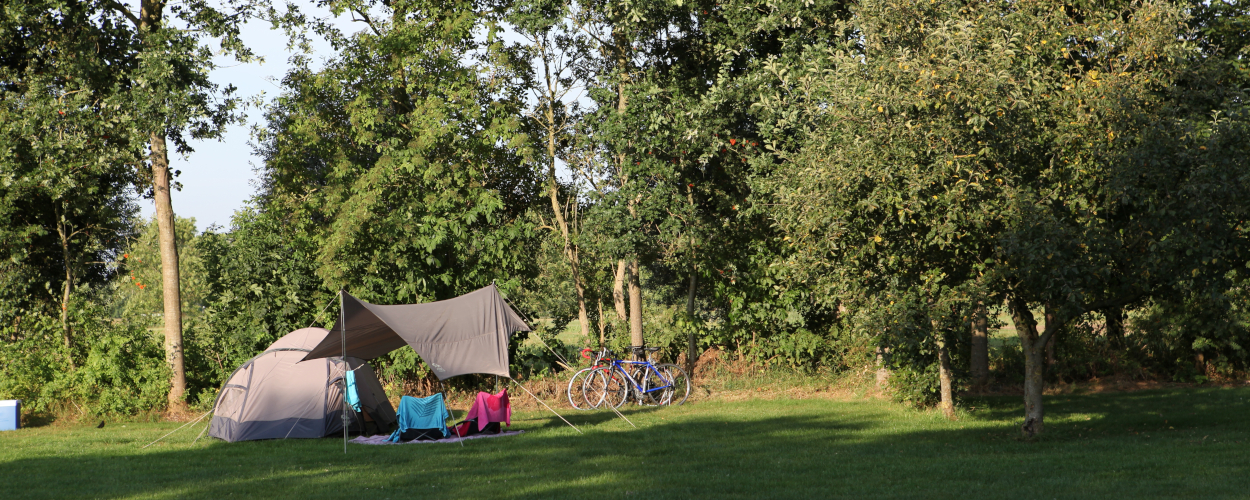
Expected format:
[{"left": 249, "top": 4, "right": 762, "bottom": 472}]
[
  {"left": 510, "top": 378, "right": 582, "bottom": 434},
  {"left": 341, "top": 289, "right": 347, "bottom": 454}
]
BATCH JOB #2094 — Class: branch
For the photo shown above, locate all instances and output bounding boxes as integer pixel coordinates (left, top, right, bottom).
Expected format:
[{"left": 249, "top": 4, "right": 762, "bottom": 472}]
[
  {"left": 1037, "top": 291, "right": 1147, "bottom": 348},
  {"left": 576, "top": 23, "right": 610, "bottom": 52},
  {"left": 570, "top": 158, "right": 605, "bottom": 193},
  {"left": 104, "top": 0, "right": 141, "bottom": 27},
  {"left": 351, "top": 9, "right": 382, "bottom": 37},
  {"left": 1082, "top": 291, "right": 1147, "bottom": 319}
]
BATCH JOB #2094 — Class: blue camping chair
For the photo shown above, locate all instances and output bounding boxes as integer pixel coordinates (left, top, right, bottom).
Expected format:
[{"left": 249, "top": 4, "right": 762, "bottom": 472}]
[{"left": 388, "top": 394, "right": 452, "bottom": 442}]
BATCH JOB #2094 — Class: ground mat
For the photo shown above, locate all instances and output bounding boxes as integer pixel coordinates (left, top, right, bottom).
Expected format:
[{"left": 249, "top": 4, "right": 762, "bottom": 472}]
[{"left": 350, "top": 430, "right": 523, "bottom": 445}]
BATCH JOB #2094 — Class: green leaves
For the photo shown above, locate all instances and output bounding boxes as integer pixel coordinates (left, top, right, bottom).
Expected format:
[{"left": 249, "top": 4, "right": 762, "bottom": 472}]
[
  {"left": 0, "top": 0, "right": 145, "bottom": 320},
  {"left": 736, "top": 0, "right": 1250, "bottom": 399},
  {"left": 256, "top": 0, "right": 541, "bottom": 304}
]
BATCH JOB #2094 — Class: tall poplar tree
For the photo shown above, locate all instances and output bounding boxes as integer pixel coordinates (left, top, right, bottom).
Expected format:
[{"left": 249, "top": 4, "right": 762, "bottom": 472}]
[
  {"left": 101, "top": 0, "right": 257, "bottom": 410},
  {"left": 510, "top": 0, "right": 595, "bottom": 338}
]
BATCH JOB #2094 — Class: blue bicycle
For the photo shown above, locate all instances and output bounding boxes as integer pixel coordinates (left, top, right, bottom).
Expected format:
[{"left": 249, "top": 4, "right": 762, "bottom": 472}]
[{"left": 580, "top": 346, "right": 689, "bottom": 408}]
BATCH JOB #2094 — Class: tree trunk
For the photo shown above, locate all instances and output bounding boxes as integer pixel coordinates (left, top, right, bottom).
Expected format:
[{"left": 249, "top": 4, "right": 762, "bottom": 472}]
[
  {"left": 612, "top": 260, "right": 627, "bottom": 321},
  {"left": 54, "top": 204, "right": 74, "bottom": 368},
  {"left": 1102, "top": 306, "right": 1125, "bottom": 373},
  {"left": 970, "top": 301, "right": 989, "bottom": 390},
  {"left": 151, "top": 131, "right": 185, "bottom": 411},
  {"left": 875, "top": 346, "right": 890, "bottom": 390},
  {"left": 627, "top": 259, "right": 644, "bottom": 351},
  {"left": 1009, "top": 297, "right": 1045, "bottom": 437},
  {"left": 605, "top": 29, "right": 636, "bottom": 351},
  {"left": 682, "top": 183, "right": 699, "bottom": 373},
  {"left": 935, "top": 334, "right": 955, "bottom": 419},
  {"left": 136, "top": 0, "right": 184, "bottom": 412},
  {"left": 685, "top": 271, "right": 697, "bottom": 375},
  {"left": 596, "top": 299, "right": 607, "bottom": 347},
  {"left": 1044, "top": 305, "right": 1060, "bottom": 368},
  {"left": 572, "top": 260, "right": 589, "bottom": 338},
  {"left": 548, "top": 163, "right": 588, "bottom": 338},
  {"left": 539, "top": 49, "right": 589, "bottom": 339},
  {"left": 1103, "top": 306, "right": 1124, "bottom": 347}
]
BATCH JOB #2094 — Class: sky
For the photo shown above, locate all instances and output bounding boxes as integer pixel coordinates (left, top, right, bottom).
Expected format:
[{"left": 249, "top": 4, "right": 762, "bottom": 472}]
[{"left": 137, "top": 9, "right": 353, "bottom": 231}]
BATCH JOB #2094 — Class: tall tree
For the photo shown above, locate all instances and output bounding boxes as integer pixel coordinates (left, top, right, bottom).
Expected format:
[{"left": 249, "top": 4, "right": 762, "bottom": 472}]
[
  {"left": 102, "top": 0, "right": 256, "bottom": 409},
  {"left": 574, "top": 0, "right": 740, "bottom": 354},
  {"left": 991, "top": 0, "right": 1250, "bottom": 436},
  {"left": 511, "top": 0, "right": 595, "bottom": 338}
]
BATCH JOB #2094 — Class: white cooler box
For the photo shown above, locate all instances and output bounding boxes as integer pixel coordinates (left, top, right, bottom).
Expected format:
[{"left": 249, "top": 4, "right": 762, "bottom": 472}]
[{"left": 0, "top": 400, "right": 20, "bottom": 431}]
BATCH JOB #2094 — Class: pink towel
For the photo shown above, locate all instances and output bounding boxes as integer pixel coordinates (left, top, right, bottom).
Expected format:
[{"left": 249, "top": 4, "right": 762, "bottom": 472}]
[{"left": 465, "top": 388, "right": 511, "bottom": 431}]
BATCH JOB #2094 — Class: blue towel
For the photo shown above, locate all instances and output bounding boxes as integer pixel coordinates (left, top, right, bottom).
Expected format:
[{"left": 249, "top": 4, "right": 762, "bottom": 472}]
[
  {"left": 345, "top": 371, "right": 362, "bottom": 412},
  {"left": 388, "top": 394, "right": 451, "bottom": 442}
]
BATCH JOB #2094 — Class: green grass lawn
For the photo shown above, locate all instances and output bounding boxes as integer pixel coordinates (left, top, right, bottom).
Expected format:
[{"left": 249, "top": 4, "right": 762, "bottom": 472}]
[{"left": 2, "top": 388, "right": 1248, "bottom": 499}]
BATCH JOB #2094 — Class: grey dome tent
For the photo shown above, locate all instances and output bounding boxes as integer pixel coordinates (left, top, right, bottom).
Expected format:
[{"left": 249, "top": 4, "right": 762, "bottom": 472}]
[{"left": 208, "top": 328, "right": 397, "bottom": 443}]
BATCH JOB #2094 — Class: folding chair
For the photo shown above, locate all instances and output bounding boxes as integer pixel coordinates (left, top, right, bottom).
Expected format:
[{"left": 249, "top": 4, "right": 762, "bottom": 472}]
[{"left": 387, "top": 393, "right": 452, "bottom": 442}]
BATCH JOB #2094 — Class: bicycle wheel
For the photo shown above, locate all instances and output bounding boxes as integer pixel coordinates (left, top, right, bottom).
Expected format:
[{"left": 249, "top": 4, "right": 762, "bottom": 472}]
[
  {"left": 580, "top": 368, "right": 607, "bottom": 409},
  {"left": 656, "top": 363, "right": 690, "bottom": 406},
  {"left": 584, "top": 367, "right": 628, "bottom": 409},
  {"left": 636, "top": 364, "right": 672, "bottom": 406},
  {"left": 567, "top": 367, "right": 595, "bottom": 410}
]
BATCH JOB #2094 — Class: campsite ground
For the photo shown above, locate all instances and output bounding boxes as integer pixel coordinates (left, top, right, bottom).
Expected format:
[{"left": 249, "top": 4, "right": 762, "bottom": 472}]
[{"left": 2, "top": 387, "right": 1248, "bottom": 499}]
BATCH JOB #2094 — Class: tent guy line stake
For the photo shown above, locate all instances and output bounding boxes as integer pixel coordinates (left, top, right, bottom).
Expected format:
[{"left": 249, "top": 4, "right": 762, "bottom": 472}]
[
  {"left": 140, "top": 410, "right": 212, "bottom": 449},
  {"left": 510, "top": 379, "right": 582, "bottom": 434}
]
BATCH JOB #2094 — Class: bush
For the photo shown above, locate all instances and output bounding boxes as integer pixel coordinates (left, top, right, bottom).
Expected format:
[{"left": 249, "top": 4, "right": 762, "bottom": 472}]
[
  {"left": 1131, "top": 290, "right": 1250, "bottom": 382},
  {"left": 0, "top": 298, "right": 168, "bottom": 417}
]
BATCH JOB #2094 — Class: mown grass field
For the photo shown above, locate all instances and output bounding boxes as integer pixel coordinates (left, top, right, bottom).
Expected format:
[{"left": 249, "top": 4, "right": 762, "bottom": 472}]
[{"left": 2, "top": 387, "right": 1248, "bottom": 499}]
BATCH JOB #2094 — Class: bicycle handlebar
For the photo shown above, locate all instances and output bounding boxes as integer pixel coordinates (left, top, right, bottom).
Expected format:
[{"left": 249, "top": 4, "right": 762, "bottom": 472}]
[{"left": 582, "top": 347, "right": 616, "bottom": 361}]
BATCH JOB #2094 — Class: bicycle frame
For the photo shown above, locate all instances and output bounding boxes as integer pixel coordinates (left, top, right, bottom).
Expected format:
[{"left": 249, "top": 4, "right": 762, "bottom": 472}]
[{"left": 610, "top": 359, "right": 673, "bottom": 395}]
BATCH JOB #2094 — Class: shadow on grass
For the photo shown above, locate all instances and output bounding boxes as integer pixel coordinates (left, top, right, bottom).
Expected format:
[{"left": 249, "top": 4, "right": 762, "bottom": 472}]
[
  {"left": 965, "top": 386, "right": 1250, "bottom": 434},
  {"left": 2, "top": 389, "right": 1248, "bottom": 499}
]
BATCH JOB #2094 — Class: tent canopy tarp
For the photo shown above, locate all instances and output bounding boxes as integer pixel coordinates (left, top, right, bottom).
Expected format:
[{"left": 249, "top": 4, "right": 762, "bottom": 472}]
[{"left": 302, "top": 284, "right": 530, "bottom": 380}]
